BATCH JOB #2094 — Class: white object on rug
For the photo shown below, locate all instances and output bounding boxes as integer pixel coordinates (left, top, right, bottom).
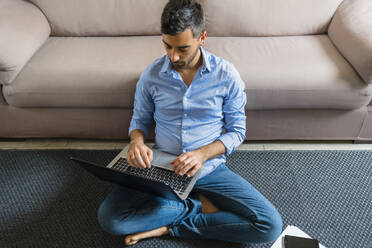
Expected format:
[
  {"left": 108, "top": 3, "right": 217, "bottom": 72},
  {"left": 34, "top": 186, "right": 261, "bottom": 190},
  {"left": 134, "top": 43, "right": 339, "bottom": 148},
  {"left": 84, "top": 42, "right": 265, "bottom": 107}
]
[{"left": 271, "top": 225, "right": 326, "bottom": 248}]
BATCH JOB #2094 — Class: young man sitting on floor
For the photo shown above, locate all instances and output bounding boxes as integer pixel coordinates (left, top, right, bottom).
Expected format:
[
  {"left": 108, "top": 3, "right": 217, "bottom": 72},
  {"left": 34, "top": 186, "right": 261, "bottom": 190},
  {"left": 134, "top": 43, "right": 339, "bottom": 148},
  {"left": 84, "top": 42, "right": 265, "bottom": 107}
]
[{"left": 97, "top": 0, "right": 282, "bottom": 245}]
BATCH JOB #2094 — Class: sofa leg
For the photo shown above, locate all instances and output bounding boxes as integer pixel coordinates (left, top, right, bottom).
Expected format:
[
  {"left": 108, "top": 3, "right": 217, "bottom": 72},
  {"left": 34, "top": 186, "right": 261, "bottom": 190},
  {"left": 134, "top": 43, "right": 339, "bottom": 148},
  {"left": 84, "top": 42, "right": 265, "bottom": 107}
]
[{"left": 353, "top": 140, "right": 372, "bottom": 144}]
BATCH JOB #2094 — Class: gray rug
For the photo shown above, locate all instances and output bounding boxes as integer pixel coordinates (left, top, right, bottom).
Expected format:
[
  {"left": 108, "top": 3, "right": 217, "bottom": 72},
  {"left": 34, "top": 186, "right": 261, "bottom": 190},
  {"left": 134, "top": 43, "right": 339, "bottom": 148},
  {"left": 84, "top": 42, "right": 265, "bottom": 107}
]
[{"left": 0, "top": 149, "right": 371, "bottom": 248}]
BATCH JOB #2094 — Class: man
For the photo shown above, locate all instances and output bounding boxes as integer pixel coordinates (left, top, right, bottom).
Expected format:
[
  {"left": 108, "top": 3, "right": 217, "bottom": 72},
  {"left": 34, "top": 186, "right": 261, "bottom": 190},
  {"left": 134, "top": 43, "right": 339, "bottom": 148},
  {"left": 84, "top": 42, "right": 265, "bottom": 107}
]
[{"left": 98, "top": 0, "right": 282, "bottom": 246}]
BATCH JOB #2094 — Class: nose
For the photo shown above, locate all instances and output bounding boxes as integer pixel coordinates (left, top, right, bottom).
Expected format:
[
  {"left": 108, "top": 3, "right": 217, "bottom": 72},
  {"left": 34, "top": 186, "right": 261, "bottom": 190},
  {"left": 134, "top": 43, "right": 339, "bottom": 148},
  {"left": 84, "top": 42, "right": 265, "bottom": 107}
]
[{"left": 170, "top": 49, "right": 180, "bottom": 62}]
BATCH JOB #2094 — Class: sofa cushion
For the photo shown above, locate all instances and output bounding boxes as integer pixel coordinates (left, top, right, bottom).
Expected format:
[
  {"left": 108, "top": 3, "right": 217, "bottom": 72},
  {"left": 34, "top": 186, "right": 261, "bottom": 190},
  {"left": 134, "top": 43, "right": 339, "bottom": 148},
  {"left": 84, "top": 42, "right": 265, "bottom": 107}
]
[
  {"left": 201, "top": 0, "right": 344, "bottom": 36},
  {"left": 3, "top": 36, "right": 164, "bottom": 108},
  {"left": 328, "top": 0, "right": 372, "bottom": 85},
  {"left": 4, "top": 35, "right": 371, "bottom": 110},
  {"left": 0, "top": 0, "right": 50, "bottom": 85},
  {"left": 27, "top": 0, "right": 168, "bottom": 36},
  {"left": 204, "top": 35, "right": 372, "bottom": 109}
]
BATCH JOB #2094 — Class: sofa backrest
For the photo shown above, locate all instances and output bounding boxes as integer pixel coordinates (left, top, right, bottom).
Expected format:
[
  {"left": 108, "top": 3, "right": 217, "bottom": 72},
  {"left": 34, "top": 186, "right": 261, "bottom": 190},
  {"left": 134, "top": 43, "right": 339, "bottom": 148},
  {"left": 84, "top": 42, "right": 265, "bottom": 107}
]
[
  {"left": 27, "top": 0, "right": 168, "bottom": 36},
  {"left": 201, "top": 0, "right": 344, "bottom": 36},
  {"left": 28, "top": 0, "right": 344, "bottom": 37}
]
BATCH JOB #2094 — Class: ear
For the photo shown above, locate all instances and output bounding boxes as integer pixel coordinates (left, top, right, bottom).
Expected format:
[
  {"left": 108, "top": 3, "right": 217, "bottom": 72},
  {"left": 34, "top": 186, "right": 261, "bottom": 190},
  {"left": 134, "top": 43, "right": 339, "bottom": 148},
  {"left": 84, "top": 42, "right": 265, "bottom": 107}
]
[{"left": 199, "top": 30, "right": 207, "bottom": 46}]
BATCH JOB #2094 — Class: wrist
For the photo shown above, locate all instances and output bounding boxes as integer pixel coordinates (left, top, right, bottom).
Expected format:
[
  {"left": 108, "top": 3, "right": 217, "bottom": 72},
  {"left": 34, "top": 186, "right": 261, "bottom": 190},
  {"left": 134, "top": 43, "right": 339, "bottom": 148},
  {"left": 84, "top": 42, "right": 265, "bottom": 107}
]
[
  {"left": 130, "top": 139, "right": 144, "bottom": 146},
  {"left": 197, "top": 147, "right": 209, "bottom": 162},
  {"left": 129, "top": 129, "right": 145, "bottom": 146}
]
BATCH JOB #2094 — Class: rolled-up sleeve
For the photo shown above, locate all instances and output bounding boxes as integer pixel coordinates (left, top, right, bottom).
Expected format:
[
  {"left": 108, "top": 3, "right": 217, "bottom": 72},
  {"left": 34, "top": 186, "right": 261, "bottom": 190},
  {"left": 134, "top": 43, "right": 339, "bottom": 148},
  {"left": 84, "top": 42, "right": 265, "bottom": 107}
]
[
  {"left": 217, "top": 67, "right": 247, "bottom": 155},
  {"left": 128, "top": 72, "right": 154, "bottom": 137}
]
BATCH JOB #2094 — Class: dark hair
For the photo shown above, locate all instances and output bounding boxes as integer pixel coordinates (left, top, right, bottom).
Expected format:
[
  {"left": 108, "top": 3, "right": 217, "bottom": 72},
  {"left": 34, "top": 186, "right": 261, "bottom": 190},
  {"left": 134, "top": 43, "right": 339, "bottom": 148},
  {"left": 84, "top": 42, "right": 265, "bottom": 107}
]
[{"left": 161, "top": 0, "right": 205, "bottom": 39}]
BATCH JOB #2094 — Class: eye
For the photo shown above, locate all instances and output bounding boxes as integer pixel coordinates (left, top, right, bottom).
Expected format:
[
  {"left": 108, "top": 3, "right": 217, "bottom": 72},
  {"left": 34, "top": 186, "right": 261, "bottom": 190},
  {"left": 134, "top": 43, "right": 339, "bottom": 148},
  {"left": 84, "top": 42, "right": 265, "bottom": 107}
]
[{"left": 179, "top": 48, "right": 188, "bottom": 52}]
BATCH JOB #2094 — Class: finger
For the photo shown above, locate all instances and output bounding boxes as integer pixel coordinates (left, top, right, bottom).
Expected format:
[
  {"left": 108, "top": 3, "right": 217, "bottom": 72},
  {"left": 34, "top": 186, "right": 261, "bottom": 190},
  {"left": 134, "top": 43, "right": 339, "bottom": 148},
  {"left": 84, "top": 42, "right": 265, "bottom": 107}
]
[
  {"left": 147, "top": 149, "right": 153, "bottom": 163},
  {"left": 173, "top": 157, "right": 185, "bottom": 172},
  {"left": 171, "top": 157, "right": 180, "bottom": 168},
  {"left": 131, "top": 155, "right": 140, "bottom": 168},
  {"left": 176, "top": 157, "right": 193, "bottom": 174},
  {"left": 134, "top": 149, "right": 146, "bottom": 168},
  {"left": 127, "top": 150, "right": 139, "bottom": 168},
  {"left": 171, "top": 152, "right": 186, "bottom": 164},
  {"left": 173, "top": 154, "right": 188, "bottom": 168},
  {"left": 141, "top": 149, "right": 151, "bottom": 168},
  {"left": 187, "top": 164, "right": 200, "bottom": 177},
  {"left": 129, "top": 153, "right": 139, "bottom": 167},
  {"left": 130, "top": 154, "right": 137, "bottom": 166},
  {"left": 127, "top": 152, "right": 134, "bottom": 166},
  {"left": 177, "top": 159, "right": 196, "bottom": 175}
]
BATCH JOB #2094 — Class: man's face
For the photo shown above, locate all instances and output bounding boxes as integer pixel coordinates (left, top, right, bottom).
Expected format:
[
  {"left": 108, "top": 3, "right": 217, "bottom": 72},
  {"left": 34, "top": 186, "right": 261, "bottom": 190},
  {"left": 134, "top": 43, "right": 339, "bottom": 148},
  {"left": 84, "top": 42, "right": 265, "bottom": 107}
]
[{"left": 162, "top": 29, "right": 205, "bottom": 70}]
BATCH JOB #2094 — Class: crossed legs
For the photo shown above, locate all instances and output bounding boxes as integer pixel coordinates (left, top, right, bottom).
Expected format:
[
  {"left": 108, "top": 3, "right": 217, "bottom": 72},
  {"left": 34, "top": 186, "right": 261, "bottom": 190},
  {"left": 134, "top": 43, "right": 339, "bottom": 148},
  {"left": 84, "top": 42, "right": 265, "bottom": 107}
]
[{"left": 98, "top": 163, "right": 282, "bottom": 245}]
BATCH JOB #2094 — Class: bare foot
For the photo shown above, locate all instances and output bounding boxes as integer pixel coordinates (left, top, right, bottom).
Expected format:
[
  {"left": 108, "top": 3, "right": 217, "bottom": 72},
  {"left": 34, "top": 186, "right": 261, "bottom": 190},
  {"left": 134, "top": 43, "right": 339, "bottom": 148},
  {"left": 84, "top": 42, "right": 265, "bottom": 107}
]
[
  {"left": 199, "top": 193, "right": 221, "bottom": 214},
  {"left": 124, "top": 226, "right": 169, "bottom": 246}
]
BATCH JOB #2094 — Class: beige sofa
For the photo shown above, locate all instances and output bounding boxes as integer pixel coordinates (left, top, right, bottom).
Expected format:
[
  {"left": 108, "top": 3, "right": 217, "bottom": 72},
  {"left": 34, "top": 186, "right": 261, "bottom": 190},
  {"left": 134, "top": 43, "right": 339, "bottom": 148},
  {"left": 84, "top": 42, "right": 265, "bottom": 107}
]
[{"left": 1, "top": 0, "right": 372, "bottom": 142}]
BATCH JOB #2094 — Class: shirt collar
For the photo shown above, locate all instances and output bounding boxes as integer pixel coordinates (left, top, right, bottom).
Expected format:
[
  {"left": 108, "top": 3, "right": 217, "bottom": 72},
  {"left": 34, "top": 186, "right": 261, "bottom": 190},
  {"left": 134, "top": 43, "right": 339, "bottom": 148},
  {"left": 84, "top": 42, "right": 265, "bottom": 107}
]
[
  {"left": 160, "top": 46, "right": 211, "bottom": 74},
  {"left": 200, "top": 46, "right": 211, "bottom": 73}
]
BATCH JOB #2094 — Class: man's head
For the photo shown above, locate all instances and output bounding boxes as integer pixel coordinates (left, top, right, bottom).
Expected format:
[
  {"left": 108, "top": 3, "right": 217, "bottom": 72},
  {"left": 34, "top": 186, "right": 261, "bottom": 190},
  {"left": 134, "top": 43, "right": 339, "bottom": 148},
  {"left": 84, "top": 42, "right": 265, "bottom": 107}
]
[{"left": 161, "top": 0, "right": 207, "bottom": 70}]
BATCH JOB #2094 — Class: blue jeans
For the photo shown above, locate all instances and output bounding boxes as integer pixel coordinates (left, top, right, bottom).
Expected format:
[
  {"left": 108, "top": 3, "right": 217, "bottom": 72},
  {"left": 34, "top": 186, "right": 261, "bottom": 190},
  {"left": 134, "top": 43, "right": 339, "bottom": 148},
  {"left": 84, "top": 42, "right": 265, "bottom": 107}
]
[{"left": 97, "top": 163, "right": 283, "bottom": 244}]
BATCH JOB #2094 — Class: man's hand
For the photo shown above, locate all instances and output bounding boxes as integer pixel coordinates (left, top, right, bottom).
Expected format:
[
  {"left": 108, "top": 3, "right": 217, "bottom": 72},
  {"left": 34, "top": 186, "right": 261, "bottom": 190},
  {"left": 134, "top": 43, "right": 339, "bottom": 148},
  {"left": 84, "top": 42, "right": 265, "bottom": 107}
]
[
  {"left": 171, "top": 149, "right": 207, "bottom": 177},
  {"left": 127, "top": 141, "right": 153, "bottom": 169}
]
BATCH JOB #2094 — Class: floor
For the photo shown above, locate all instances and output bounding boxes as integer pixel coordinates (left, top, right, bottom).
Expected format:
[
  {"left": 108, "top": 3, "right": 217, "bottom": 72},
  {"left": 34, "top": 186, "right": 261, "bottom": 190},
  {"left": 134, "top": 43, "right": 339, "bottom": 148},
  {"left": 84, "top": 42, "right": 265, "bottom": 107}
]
[{"left": 1, "top": 139, "right": 372, "bottom": 151}]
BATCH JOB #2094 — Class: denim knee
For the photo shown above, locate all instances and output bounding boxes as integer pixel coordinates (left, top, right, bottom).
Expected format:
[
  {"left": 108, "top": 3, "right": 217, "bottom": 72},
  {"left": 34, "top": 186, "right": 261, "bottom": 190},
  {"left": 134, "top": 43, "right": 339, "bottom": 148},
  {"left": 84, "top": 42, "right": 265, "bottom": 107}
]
[
  {"left": 260, "top": 209, "right": 283, "bottom": 243},
  {"left": 97, "top": 201, "right": 132, "bottom": 236}
]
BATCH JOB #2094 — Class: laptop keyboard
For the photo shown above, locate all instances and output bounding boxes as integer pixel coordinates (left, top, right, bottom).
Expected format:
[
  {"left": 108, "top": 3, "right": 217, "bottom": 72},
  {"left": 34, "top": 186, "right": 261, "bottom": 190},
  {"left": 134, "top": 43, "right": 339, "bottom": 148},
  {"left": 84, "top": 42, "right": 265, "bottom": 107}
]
[{"left": 111, "top": 157, "right": 193, "bottom": 195}]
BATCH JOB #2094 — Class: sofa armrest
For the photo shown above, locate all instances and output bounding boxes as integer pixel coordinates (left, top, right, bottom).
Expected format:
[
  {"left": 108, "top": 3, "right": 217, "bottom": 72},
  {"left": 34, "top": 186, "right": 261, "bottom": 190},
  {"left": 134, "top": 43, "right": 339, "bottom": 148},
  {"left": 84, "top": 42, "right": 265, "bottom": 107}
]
[
  {"left": 328, "top": 0, "right": 372, "bottom": 84},
  {"left": 0, "top": 0, "right": 50, "bottom": 85}
]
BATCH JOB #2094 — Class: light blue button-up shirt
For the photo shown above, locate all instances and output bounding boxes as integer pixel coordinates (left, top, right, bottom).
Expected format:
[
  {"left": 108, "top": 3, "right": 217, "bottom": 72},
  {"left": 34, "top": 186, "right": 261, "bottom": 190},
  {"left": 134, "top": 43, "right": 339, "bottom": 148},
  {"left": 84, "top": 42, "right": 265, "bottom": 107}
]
[{"left": 129, "top": 46, "right": 246, "bottom": 179}]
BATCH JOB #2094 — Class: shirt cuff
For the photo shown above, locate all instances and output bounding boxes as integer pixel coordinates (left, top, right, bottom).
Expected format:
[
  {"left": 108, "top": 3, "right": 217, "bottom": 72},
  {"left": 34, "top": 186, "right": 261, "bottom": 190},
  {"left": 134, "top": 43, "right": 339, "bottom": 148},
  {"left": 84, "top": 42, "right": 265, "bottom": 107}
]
[{"left": 217, "top": 133, "right": 239, "bottom": 156}]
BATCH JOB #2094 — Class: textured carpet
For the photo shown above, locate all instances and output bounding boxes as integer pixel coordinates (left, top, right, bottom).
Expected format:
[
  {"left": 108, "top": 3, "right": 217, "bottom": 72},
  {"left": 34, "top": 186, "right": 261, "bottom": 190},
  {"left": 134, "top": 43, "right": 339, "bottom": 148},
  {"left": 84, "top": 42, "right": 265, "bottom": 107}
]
[{"left": 0, "top": 149, "right": 371, "bottom": 248}]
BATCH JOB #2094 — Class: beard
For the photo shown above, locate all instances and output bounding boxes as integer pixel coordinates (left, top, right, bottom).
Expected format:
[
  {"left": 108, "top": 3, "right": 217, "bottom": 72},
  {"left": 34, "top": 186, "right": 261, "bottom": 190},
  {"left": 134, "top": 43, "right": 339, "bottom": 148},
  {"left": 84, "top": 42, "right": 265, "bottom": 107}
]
[{"left": 172, "top": 45, "right": 200, "bottom": 69}]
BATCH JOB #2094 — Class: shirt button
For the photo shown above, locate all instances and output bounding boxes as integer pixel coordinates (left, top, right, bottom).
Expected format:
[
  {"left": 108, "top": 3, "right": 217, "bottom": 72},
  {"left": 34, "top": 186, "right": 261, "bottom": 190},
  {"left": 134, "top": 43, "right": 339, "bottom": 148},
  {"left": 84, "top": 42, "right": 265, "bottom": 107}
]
[
  {"left": 184, "top": 113, "right": 187, "bottom": 117},
  {"left": 183, "top": 130, "right": 187, "bottom": 134}
]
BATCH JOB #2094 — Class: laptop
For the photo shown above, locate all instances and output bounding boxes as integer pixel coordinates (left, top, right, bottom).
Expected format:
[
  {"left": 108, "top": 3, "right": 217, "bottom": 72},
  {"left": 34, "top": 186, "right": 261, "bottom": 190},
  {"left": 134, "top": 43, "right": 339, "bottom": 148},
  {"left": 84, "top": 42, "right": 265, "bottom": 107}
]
[{"left": 70, "top": 147, "right": 202, "bottom": 201}]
